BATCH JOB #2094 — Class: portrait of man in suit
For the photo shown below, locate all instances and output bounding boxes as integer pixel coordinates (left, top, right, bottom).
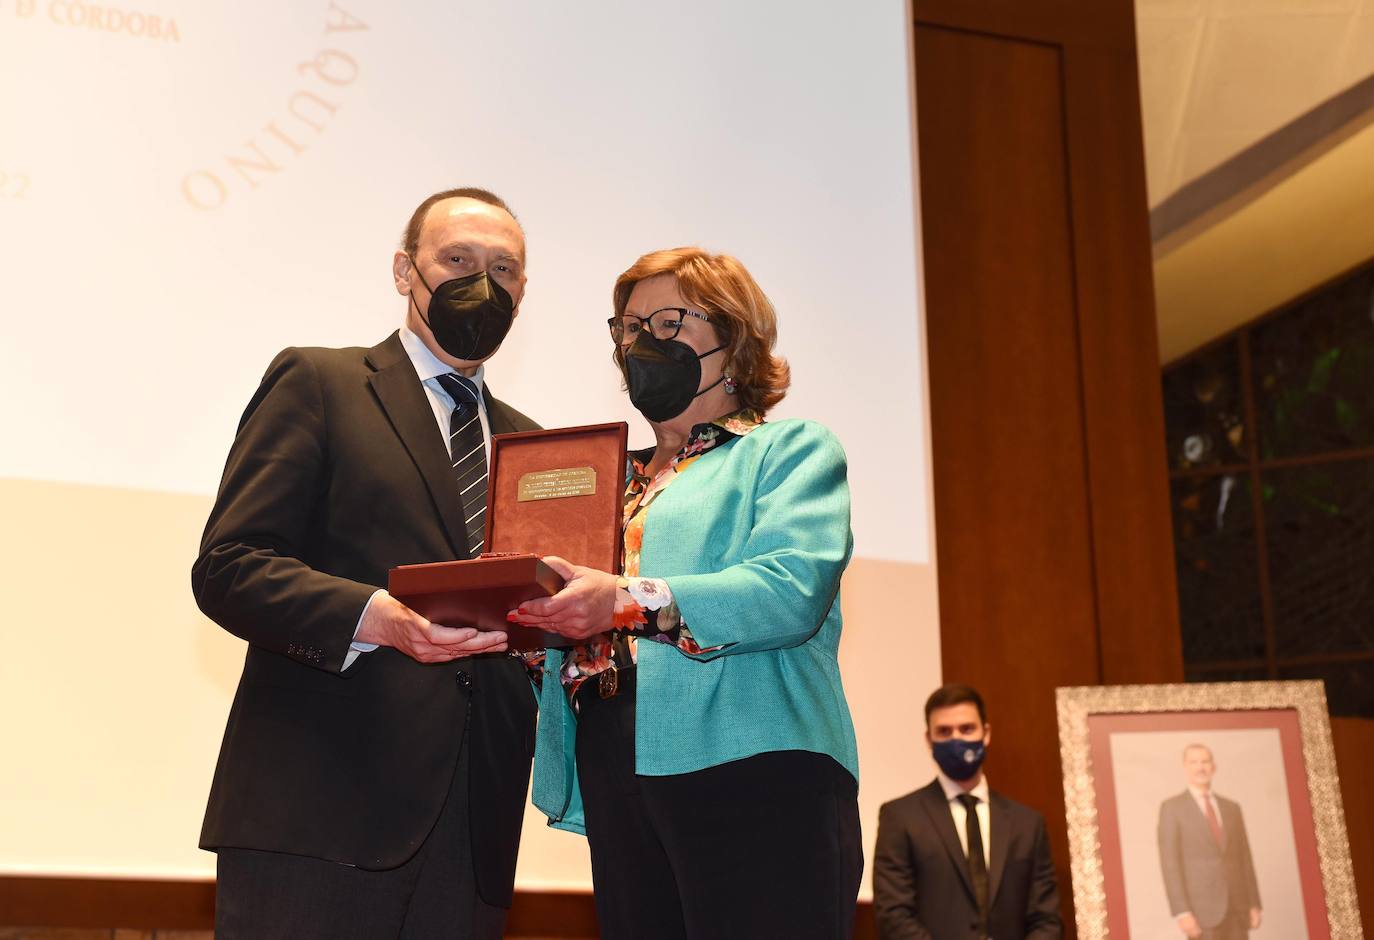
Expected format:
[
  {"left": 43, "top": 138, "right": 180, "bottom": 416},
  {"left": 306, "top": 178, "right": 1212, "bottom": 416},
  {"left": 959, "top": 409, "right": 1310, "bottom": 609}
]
[
  {"left": 193, "top": 188, "right": 541, "bottom": 939},
  {"left": 873, "top": 683, "right": 1062, "bottom": 940},
  {"left": 1157, "top": 743, "right": 1263, "bottom": 939}
]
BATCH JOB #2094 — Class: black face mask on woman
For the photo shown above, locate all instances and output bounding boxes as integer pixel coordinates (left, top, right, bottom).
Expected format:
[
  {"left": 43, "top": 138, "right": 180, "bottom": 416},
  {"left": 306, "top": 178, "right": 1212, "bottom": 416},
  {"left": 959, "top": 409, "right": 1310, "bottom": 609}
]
[
  {"left": 623, "top": 331, "right": 727, "bottom": 423},
  {"left": 409, "top": 260, "right": 515, "bottom": 361}
]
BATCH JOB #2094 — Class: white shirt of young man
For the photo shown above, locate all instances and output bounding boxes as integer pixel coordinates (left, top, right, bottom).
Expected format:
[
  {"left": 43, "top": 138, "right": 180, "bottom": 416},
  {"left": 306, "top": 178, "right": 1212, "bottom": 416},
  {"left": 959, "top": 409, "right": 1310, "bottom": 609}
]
[{"left": 938, "top": 770, "right": 992, "bottom": 864}]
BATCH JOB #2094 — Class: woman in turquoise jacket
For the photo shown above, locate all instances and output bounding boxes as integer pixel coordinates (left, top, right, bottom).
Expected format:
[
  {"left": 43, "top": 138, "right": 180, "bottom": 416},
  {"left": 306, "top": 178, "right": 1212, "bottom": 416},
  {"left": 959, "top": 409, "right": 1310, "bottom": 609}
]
[{"left": 509, "top": 247, "right": 861, "bottom": 939}]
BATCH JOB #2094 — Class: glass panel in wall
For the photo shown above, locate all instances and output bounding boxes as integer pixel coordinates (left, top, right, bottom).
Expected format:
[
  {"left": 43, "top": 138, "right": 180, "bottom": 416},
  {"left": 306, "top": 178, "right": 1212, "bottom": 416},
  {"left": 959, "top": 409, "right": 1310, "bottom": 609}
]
[
  {"left": 1162, "top": 338, "right": 1247, "bottom": 471},
  {"left": 1263, "top": 458, "right": 1374, "bottom": 659},
  {"left": 1252, "top": 265, "right": 1374, "bottom": 459},
  {"left": 1183, "top": 665, "right": 1268, "bottom": 683},
  {"left": 1171, "top": 473, "right": 1266, "bottom": 663},
  {"left": 1278, "top": 660, "right": 1374, "bottom": 718}
]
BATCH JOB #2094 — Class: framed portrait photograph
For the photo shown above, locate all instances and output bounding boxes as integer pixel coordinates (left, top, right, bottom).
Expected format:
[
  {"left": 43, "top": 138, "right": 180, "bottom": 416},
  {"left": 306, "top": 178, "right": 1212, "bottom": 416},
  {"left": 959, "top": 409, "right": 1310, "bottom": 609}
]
[{"left": 1057, "top": 681, "right": 1362, "bottom": 939}]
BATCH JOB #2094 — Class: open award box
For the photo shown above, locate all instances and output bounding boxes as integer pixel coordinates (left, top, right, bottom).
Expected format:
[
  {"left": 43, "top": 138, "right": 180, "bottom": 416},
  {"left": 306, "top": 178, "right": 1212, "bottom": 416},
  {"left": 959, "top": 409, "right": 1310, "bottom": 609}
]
[{"left": 388, "top": 422, "right": 628, "bottom": 652}]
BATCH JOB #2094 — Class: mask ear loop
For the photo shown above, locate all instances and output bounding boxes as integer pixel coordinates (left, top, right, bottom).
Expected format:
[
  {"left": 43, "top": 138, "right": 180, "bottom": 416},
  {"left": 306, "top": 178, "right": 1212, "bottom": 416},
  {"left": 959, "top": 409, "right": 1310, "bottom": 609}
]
[
  {"left": 694, "top": 374, "right": 727, "bottom": 398},
  {"left": 691, "top": 344, "right": 729, "bottom": 399},
  {"left": 406, "top": 254, "right": 439, "bottom": 331}
]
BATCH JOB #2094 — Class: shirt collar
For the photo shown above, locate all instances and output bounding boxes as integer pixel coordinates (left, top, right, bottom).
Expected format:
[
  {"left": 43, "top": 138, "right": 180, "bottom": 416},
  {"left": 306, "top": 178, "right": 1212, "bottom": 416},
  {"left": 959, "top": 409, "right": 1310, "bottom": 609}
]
[
  {"left": 937, "top": 770, "right": 990, "bottom": 804},
  {"left": 399, "top": 325, "right": 485, "bottom": 390},
  {"left": 1188, "top": 785, "right": 1215, "bottom": 803},
  {"left": 705, "top": 408, "right": 764, "bottom": 438},
  {"left": 629, "top": 408, "right": 765, "bottom": 477}
]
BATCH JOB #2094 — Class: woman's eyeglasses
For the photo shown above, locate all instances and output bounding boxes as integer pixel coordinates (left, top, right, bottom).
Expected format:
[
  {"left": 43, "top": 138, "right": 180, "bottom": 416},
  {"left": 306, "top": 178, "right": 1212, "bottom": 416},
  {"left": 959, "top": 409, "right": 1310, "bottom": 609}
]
[{"left": 607, "top": 307, "right": 710, "bottom": 346}]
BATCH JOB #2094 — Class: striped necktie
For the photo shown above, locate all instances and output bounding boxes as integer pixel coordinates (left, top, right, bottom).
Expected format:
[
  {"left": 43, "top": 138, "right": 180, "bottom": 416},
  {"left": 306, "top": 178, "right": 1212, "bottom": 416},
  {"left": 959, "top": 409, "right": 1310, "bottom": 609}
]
[{"left": 435, "top": 373, "right": 487, "bottom": 557}]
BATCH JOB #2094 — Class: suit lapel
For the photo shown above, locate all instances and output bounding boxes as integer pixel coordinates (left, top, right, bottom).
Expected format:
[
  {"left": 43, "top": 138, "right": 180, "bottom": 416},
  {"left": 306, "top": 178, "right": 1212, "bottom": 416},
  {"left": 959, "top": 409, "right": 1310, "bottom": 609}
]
[
  {"left": 918, "top": 781, "right": 977, "bottom": 903},
  {"left": 483, "top": 383, "right": 518, "bottom": 436},
  {"left": 987, "top": 792, "right": 1010, "bottom": 906},
  {"left": 365, "top": 333, "right": 468, "bottom": 558}
]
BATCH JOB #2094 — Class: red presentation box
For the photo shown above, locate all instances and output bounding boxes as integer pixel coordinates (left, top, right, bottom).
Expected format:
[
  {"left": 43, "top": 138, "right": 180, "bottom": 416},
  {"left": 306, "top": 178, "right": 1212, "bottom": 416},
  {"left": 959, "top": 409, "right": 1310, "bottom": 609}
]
[{"left": 389, "top": 422, "right": 627, "bottom": 652}]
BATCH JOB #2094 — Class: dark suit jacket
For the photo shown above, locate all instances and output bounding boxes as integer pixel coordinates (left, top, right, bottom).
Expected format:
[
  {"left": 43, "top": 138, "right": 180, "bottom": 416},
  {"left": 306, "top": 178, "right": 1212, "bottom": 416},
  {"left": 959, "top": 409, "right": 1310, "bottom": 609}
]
[
  {"left": 874, "top": 779, "right": 1062, "bottom": 940},
  {"left": 1157, "top": 791, "right": 1261, "bottom": 928},
  {"left": 192, "top": 332, "right": 539, "bottom": 907}
]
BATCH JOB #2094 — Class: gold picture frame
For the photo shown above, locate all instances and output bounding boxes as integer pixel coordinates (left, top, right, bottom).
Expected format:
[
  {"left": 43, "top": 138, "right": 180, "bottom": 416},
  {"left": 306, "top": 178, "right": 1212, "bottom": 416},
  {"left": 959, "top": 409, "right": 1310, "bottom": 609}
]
[{"left": 1056, "top": 681, "right": 1362, "bottom": 939}]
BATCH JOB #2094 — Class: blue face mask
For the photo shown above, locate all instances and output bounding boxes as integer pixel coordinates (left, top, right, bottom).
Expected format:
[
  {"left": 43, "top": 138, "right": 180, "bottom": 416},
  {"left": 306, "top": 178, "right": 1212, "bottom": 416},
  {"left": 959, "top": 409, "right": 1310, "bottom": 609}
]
[{"left": 932, "top": 737, "right": 986, "bottom": 781}]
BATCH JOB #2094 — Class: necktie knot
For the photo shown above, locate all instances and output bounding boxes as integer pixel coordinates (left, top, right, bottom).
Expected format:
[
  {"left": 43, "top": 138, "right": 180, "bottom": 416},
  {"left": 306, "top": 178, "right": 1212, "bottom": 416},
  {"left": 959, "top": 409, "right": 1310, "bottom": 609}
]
[
  {"left": 957, "top": 793, "right": 980, "bottom": 810},
  {"left": 436, "top": 372, "right": 480, "bottom": 405}
]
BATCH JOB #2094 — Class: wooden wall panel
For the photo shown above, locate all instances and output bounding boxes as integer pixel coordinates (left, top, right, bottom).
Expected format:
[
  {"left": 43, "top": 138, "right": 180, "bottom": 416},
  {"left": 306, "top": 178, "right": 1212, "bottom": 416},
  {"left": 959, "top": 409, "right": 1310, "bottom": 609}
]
[
  {"left": 0, "top": 877, "right": 214, "bottom": 930},
  {"left": 915, "top": 27, "right": 1102, "bottom": 903},
  {"left": 913, "top": 0, "right": 1182, "bottom": 933},
  {"left": 1059, "top": 44, "right": 1183, "bottom": 687},
  {"left": 1332, "top": 718, "right": 1374, "bottom": 938}
]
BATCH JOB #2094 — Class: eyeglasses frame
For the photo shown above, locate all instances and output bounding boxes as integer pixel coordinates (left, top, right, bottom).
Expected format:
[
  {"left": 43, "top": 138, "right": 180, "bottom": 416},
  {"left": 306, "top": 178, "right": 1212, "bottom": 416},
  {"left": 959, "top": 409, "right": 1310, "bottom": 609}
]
[{"left": 607, "top": 307, "right": 711, "bottom": 346}]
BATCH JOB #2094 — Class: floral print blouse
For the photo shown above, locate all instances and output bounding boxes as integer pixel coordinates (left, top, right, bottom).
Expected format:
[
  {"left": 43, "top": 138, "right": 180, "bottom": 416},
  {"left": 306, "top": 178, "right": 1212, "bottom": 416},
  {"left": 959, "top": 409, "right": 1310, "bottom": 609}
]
[{"left": 557, "top": 408, "right": 764, "bottom": 698}]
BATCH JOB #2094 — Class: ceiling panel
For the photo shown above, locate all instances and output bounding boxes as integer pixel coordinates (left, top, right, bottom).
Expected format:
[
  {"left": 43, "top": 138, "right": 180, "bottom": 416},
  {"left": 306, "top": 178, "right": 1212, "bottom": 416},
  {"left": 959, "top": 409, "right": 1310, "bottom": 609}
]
[{"left": 1138, "top": 0, "right": 1374, "bottom": 205}]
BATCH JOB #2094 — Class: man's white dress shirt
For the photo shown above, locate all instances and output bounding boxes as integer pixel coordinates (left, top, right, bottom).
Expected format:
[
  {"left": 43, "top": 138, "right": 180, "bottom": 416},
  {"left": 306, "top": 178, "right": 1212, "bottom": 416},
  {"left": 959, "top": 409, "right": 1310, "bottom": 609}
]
[{"left": 937, "top": 769, "right": 991, "bottom": 864}]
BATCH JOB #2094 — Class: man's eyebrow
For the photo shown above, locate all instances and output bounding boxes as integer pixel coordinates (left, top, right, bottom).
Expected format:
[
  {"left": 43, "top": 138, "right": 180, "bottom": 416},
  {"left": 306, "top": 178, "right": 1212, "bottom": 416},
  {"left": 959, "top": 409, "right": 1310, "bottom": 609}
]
[
  {"left": 433, "top": 241, "right": 477, "bottom": 256},
  {"left": 432, "top": 242, "right": 522, "bottom": 265}
]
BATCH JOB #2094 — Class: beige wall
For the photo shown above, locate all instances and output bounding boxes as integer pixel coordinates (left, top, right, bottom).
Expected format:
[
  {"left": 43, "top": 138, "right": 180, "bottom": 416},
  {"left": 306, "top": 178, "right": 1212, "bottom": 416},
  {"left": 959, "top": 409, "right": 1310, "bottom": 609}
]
[{"left": 0, "top": 479, "right": 236, "bottom": 879}]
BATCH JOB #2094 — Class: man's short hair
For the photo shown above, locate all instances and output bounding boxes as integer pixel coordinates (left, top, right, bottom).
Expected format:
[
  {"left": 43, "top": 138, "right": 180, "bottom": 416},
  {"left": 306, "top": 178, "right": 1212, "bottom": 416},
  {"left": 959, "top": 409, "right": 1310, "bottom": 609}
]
[
  {"left": 401, "top": 187, "right": 518, "bottom": 258},
  {"left": 1183, "top": 743, "right": 1213, "bottom": 761},
  {"left": 924, "top": 683, "right": 987, "bottom": 726}
]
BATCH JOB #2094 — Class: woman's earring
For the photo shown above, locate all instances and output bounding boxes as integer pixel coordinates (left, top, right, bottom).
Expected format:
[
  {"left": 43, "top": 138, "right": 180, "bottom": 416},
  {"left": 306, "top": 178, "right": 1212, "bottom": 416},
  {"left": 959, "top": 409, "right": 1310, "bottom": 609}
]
[{"left": 723, "top": 373, "right": 739, "bottom": 394}]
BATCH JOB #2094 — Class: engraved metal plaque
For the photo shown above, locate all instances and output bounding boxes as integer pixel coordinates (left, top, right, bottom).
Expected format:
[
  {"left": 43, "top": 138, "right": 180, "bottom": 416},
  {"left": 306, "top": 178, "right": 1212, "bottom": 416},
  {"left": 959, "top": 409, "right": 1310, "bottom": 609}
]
[{"left": 517, "top": 466, "right": 596, "bottom": 502}]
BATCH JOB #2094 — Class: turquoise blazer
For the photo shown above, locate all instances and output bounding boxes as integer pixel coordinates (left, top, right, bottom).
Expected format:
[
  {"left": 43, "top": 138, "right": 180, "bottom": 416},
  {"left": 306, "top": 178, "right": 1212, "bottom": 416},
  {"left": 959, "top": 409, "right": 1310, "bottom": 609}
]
[{"left": 532, "top": 418, "right": 859, "bottom": 833}]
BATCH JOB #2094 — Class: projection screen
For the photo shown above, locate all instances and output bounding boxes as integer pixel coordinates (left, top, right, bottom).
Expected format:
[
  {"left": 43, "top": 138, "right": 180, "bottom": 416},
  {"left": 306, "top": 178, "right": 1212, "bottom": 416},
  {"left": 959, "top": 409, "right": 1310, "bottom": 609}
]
[{"left": 0, "top": 0, "right": 941, "bottom": 895}]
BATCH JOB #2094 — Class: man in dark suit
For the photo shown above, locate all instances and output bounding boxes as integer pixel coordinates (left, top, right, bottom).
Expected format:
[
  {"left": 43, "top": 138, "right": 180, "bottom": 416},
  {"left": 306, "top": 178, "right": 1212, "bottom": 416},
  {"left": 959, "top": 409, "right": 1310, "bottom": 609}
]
[
  {"left": 874, "top": 683, "right": 1062, "bottom": 940},
  {"left": 193, "top": 188, "right": 541, "bottom": 939},
  {"left": 1157, "top": 744, "right": 1262, "bottom": 939}
]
